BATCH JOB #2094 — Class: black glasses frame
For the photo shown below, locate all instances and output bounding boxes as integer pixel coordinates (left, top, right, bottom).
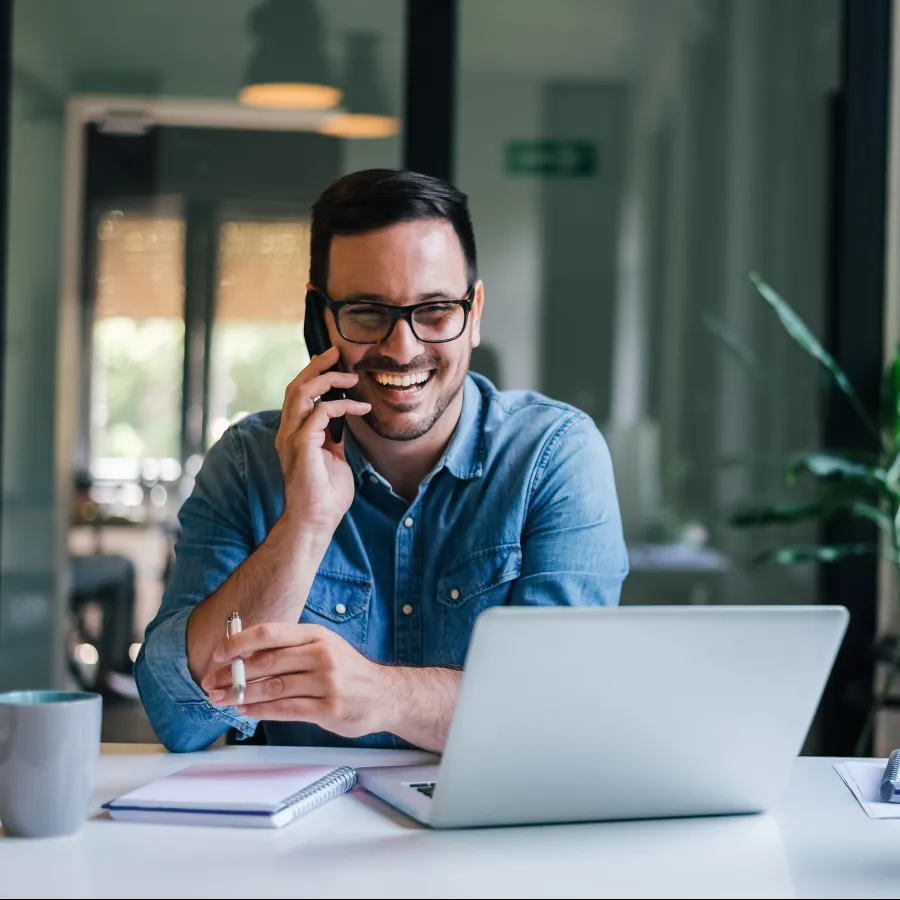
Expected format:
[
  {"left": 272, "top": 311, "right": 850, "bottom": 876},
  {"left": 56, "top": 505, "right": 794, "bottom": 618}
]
[{"left": 309, "top": 285, "right": 475, "bottom": 344}]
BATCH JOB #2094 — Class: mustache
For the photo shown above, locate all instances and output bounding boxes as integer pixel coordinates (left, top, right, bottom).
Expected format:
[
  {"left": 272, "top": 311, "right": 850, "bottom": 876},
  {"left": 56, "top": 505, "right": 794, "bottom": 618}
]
[{"left": 354, "top": 356, "right": 439, "bottom": 375}]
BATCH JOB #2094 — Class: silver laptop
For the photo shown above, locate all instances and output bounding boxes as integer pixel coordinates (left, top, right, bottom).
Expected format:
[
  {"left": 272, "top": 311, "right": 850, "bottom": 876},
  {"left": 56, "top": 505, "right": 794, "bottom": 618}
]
[{"left": 357, "top": 605, "right": 848, "bottom": 828}]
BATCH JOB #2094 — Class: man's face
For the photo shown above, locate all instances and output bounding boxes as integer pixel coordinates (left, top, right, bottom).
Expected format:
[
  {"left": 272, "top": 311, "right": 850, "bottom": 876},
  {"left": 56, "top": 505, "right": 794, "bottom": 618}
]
[{"left": 322, "top": 219, "right": 482, "bottom": 441}]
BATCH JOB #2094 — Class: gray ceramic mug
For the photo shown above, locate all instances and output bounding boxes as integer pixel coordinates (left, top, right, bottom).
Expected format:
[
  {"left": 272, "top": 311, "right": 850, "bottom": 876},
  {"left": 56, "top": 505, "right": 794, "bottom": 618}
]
[{"left": 0, "top": 691, "right": 102, "bottom": 837}]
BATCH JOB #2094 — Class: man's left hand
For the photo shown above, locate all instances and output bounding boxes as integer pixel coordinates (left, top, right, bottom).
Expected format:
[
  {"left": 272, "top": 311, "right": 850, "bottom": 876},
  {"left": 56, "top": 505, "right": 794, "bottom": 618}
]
[{"left": 202, "top": 623, "right": 395, "bottom": 738}]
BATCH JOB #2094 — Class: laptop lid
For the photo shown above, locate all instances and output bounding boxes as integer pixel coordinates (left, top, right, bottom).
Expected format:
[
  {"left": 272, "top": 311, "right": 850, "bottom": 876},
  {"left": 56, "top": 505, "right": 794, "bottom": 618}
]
[{"left": 429, "top": 605, "right": 847, "bottom": 828}]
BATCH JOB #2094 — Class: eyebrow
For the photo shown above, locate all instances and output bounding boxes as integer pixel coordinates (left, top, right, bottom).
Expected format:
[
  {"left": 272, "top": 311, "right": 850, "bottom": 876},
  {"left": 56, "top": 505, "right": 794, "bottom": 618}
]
[{"left": 337, "top": 290, "right": 465, "bottom": 304}]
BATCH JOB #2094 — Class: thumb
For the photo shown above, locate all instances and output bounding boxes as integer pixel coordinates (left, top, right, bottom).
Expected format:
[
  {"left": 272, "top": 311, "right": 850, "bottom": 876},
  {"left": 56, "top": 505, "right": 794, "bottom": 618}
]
[{"left": 324, "top": 432, "right": 346, "bottom": 462}]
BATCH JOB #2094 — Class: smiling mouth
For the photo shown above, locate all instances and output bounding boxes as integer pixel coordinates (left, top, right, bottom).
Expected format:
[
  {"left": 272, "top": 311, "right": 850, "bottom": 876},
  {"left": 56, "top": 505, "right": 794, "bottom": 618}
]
[{"left": 367, "top": 371, "right": 433, "bottom": 393}]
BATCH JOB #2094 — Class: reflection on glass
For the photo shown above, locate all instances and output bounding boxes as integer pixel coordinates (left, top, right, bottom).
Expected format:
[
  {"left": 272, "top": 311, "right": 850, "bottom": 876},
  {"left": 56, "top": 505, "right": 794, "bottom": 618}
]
[
  {"left": 91, "top": 212, "right": 185, "bottom": 471},
  {"left": 207, "top": 220, "right": 312, "bottom": 446},
  {"left": 456, "top": 0, "right": 840, "bottom": 611},
  {"left": 319, "top": 32, "right": 401, "bottom": 138}
]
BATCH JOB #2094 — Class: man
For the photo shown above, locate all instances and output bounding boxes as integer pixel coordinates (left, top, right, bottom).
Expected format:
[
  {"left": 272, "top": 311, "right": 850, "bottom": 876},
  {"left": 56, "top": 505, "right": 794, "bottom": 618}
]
[{"left": 135, "top": 169, "right": 628, "bottom": 753}]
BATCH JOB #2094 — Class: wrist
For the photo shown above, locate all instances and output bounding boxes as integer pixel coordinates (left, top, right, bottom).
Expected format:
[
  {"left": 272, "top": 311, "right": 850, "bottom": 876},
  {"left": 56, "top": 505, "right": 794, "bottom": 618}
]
[
  {"left": 273, "top": 512, "right": 332, "bottom": 560},
  {"left": 373, "top": 663, "right": 407, "bottom": 735}
]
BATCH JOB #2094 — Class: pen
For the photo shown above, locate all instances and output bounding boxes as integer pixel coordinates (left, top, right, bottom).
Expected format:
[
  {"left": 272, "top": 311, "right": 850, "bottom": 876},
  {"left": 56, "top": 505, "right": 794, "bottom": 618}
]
[{"left": 225, "top": 611, "right": 246, "bottom": 704}]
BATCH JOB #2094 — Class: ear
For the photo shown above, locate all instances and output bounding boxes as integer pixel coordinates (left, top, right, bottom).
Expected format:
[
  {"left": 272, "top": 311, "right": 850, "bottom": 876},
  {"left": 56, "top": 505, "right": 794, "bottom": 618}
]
[{"left": 469, "top": 281, "right": 484, "bottom": 349}]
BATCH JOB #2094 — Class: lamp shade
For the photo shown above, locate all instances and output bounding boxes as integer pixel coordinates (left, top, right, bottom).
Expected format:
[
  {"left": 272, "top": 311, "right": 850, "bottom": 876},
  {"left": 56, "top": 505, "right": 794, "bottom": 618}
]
[
  {"left": 239, "top": 0, "right": 341, "bottom": 110},
  {"left": 320, "top": 32, "right": 400, "bottom": 138}
]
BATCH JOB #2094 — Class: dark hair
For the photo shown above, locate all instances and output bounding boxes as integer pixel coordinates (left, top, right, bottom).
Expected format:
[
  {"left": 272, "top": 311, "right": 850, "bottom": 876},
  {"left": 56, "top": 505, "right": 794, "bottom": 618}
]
[{"left": 309, "top": 169, "right": 478, "bottom": 291}]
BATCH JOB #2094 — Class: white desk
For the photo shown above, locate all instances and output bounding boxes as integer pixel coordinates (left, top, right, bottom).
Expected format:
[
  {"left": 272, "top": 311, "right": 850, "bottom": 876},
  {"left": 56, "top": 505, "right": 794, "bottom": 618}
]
[{"left": 2, "top": 744, "right": 898, "bottom": 899}]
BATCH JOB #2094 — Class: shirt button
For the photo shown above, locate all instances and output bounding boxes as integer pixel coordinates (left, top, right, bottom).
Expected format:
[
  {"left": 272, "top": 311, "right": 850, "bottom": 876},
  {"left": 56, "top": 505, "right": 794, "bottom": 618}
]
[
  {"left": 404, "top": 517, "right": 414, "bottom": 528},
  {"left": 334, "top": 603, "right": 347, "bottom": 615},
  {"left": 369, "top": 474, "right": 378, "bottom": 484},
  {"left": 450, "top": 589, "right": 460, "bottom": 600},
  {"left": 402, "top": 604, "right": 413, "bottom": 615}
]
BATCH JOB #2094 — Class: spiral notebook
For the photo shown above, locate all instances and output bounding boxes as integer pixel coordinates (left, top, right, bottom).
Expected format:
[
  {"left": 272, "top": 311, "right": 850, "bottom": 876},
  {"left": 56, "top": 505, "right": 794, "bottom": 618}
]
[{"left": 103, "top": 763, "right": 357, "bottom": 828}]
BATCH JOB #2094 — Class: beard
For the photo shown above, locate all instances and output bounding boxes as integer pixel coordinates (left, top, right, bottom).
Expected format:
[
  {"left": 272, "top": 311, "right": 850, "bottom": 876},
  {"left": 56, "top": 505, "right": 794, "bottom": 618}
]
[{"left": 349, "top": 346, "right": 471, "bottom": 442}]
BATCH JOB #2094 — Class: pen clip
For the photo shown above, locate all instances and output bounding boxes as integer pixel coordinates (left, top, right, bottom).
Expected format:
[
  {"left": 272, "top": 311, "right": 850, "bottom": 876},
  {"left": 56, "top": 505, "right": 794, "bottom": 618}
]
[{"left": 225, "top": 611, "right": 242, "bottom": 640}]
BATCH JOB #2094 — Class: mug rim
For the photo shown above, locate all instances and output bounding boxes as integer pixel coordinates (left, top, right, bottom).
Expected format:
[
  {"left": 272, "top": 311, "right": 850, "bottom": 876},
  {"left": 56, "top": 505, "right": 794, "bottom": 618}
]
[{"left": 0, "top": 690, "right": 101, "bottom": 706}]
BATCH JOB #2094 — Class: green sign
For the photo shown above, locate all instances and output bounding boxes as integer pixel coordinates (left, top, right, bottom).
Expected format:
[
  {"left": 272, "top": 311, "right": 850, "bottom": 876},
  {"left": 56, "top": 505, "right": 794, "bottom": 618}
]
[{"left": 505, "top": 140, "right": 597, "bottom": 177}]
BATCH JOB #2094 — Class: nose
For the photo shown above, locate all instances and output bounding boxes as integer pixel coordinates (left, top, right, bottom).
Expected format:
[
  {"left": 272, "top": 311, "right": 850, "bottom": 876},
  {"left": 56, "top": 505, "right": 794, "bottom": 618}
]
[{"left": 380, "top": 317, "right": 423, "bottom": 365}]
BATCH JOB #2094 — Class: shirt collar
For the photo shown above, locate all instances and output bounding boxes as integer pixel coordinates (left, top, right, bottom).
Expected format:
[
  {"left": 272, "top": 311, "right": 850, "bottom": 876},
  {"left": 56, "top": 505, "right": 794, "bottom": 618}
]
[
  {"left": 343, "top": 427, "right": 375, "bottom": 484},
  {"left": 343, "top": 375, "right": 485, "bottom": 485},
  {"left": 440, "top": 375, "right": 485, "bottom": 480}
]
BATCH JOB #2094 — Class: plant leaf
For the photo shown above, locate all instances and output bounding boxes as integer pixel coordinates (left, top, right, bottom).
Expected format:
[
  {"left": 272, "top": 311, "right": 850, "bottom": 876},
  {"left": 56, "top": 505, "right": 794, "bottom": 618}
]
[
  {"left": 785, "top": 451, "right": 891, "bottom": 492},
  {"left": 702, "top": 314, "right": 764, "bottom": 377},
  {"left": 730, "top": 502, "right": 830, "bottom": 527},
  {"left": 750, "top": 543, "right": 874, "bottom": 566},
  {"left": 887, "top": 451, "right": 900, "bottom": 492},
  {"left": 882, "top": 342, "right": 900, "bottom": 449},
  {"left": 847, "top": 500, "right": 893, "bottom": 533},
  {"left": 749, "top": 271, "right": 880, "bottom": 443},
  {"left": 730, "top": 496, "right": 891, "bottom": 533}
]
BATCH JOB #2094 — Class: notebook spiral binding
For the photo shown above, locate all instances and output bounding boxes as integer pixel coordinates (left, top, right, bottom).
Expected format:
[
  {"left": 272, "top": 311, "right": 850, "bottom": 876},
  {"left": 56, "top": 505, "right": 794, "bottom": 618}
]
[
  {"left": 275, "top": 766, "right": 357, "bottom": 816},
  {"left": 880, "top": 750, "right": 900, "bottom": 802}
]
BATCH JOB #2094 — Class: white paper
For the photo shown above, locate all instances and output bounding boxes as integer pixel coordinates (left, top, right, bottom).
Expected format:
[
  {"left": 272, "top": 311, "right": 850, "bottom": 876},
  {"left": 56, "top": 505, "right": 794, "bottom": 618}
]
[
  {"left": 108, "top": 763, "right": 338, "bottom": 813},
  {"left": 833, "top": 760, "right": 900, "bottom": 818}
]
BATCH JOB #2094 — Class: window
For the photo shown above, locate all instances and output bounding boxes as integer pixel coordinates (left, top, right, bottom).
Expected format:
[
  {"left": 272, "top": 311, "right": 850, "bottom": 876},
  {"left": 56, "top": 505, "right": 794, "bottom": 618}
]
[
  {"left": 207, "top": 218, "right": 311, "bottom": 446},
  {"left": 90, "top": 209, "right": 185, "bottom": 486}
]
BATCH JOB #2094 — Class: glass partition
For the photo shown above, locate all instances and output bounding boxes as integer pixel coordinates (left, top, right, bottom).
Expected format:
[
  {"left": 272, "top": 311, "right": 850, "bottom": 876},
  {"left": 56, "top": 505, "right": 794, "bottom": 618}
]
[
  {"left": 3, "top": 0, "right": 405, "bottom": 738},
  {"left": 456, "top": 0, "right": 842, "bottom": 614}
]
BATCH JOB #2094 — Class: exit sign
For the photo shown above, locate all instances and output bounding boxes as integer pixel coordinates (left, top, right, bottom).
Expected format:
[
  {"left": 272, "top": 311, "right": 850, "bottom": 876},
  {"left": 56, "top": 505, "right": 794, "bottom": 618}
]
[{"left": 505, "top": 140, "right": 597, "bottom": 177}]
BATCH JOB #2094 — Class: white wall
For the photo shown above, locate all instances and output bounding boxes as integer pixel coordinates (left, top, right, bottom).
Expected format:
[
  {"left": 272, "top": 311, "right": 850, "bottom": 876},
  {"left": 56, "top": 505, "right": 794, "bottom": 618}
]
[{"left": 454, "top": 75, "right": 544, "bottom": 392}]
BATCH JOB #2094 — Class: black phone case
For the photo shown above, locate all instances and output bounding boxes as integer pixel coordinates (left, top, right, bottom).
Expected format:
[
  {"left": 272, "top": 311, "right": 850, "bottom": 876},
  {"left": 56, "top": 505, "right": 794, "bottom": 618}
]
[{"left": 303, "top": 291, "right": 346, "bottom": 443}]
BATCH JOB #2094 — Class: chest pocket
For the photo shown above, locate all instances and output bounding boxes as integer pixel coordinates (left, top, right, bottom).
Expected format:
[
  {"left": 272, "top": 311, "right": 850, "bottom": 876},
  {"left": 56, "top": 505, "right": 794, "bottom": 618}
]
[
  {"left": 301, "top": 570, "right": 371, "bottom": 652},
  {"left": 436, "top": 543, "right": 522, "bottom": 665}
]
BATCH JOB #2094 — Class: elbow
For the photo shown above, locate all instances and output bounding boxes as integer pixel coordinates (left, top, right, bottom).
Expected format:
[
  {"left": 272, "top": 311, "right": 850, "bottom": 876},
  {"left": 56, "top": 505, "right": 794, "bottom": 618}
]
[
  {"left": 143, "top": 701, "right": 225, "bottom": 754},
  {"left": 155, "top": 725, "right": 220, "bottom": 755},
  {"left": 134, "top": 651, "right": 225, "bottom": 754}
]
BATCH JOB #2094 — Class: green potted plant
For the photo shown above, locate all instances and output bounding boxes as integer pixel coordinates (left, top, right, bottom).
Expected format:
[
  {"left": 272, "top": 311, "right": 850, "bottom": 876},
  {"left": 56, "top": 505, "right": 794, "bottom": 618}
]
[{"left": 710, "top": 272, "right": 900, "bottom": 755}]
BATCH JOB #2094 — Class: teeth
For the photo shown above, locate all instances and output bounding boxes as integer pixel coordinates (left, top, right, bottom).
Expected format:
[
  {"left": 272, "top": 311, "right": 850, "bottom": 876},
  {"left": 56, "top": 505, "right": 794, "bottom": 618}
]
[{"left": 373, "top": 371, "right": 430, "bottom": 387}]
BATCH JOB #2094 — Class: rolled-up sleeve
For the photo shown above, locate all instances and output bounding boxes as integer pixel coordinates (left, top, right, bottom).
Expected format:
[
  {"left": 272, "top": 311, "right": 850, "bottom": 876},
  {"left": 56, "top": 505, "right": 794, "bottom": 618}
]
[
  {"left": 134, "top": 428, "right": 259, "bottom": 752},
  {"left": 509, "top": 415, "right": 629, "bottom": 608}
]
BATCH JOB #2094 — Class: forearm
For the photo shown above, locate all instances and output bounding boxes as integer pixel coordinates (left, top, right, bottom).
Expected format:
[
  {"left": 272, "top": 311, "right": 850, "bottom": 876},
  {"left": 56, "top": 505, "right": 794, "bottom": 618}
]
[
  {"left": 186, "top": 515, "right": 329, "bottom": 685},
  {"left": 381, "top": 666, "right": 463, "bottom": 753}
]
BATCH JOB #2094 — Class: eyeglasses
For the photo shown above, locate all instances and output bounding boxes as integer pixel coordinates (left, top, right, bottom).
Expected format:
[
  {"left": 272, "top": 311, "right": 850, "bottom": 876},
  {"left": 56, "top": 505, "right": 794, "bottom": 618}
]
[{"left": 309, "top": 286, "right": 475, "bottom": 344}]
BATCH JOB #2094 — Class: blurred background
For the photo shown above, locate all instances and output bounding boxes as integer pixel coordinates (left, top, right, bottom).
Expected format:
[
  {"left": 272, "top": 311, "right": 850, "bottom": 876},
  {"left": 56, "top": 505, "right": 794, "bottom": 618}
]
[{"left": 0, "top": 0, "right": 894, "bottom": 755}]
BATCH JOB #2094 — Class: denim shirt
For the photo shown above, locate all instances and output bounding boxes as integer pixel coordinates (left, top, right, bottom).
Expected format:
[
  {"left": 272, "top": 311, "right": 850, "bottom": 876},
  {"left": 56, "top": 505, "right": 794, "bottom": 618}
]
[{"left": 135, "top": 374, "right": 628, "bottom": 752}]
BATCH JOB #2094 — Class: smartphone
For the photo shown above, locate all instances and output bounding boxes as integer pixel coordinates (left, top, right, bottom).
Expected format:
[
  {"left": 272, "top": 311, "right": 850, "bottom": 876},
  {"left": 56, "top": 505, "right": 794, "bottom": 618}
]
[{"left": 303, "top": 289, "right": 347, "bottom": 443}]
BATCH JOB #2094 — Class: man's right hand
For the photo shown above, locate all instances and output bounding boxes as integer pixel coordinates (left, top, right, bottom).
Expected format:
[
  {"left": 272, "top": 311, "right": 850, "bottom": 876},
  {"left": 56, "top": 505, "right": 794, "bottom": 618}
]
[
  {"left": 275, "top": 346, "right": 371, "bottom": 539},
  {"left": 185, "top": 347, "right": 369, "bottom": 686}
]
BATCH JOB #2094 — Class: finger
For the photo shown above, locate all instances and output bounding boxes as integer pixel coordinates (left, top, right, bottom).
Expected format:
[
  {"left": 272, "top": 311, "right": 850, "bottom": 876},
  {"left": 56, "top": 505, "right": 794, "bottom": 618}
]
[
  {"left": 280, "top": 367, "right": 358, "bottom": 435},
  {"left": 299, "top": 399, "right": 371, "bottom": 443},
  {"left": 305, "top": 370, "right": 359, "bottom": 400},
  {"left": 209, "top": 671, "right": 325, "bottom": 707},
  {"left": 323, "top": 431, "right": 346, "bottom": 460},
  {"left": 211, "top": 622, "right": 323, "bottom": 665},
  {"left": 282, "top": 348, "right": 340, "bottom": 403},
  {"left": 202, "top": 665, "right": 228, "bottom": 693},
  {"left": 235, "top": 697, "right": 325, "bottom": 723},
  {"left": 202, "top": 643, "right": 320, "bottom": 692},
  {"left": 201, "top": 663, "right": 231, "bottom": 693},
  {"left": 301, "top": 346, "right": 340, "bottom": 380}
]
